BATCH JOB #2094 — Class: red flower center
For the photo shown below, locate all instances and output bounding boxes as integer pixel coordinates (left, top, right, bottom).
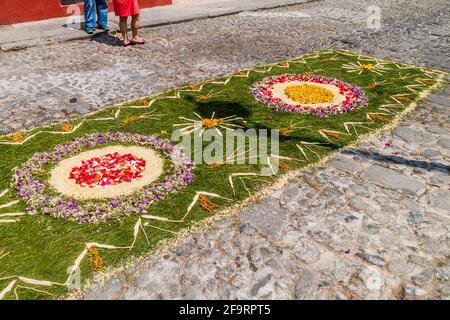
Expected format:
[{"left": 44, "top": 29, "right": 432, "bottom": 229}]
[{"left": 69, "top": 153, "right": 146, "bottom": 188}]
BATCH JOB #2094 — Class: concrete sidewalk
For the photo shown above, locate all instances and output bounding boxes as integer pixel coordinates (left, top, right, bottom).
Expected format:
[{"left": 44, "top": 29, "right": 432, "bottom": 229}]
[{"left": 0, "top": 0, "right": 312, "bottom": 51}]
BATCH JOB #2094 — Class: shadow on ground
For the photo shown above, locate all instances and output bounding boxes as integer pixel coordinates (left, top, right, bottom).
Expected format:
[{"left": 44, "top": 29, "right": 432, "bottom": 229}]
[
  {"left": 91, "top": 32, "right": 122, "bottom": 46},
  {"left": 344, "top": 149, "right": 450, "bottom": 173}
]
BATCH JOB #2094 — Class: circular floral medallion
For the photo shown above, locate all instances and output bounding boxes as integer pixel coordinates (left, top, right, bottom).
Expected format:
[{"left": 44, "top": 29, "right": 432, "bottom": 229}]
[
  {"left": 49, "top": 145, "right": 164, "bottom": 200},
  {"left": 251, "top": 74, "right": 368, "bottom": 116},
  {"left": 13, "top": 132, "right": 195, "bottom": 224}
]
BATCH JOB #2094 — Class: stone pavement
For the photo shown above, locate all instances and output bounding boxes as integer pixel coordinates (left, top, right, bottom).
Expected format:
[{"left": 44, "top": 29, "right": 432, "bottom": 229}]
[
  {"left": 0, "top": 0, "right": 448, "bottom": 134},
  {"left": 0, "top": 0, "right": 448, "bottom": 299},
  {"left": 0, "top": 0, "right": 311, "bottom": 52}
]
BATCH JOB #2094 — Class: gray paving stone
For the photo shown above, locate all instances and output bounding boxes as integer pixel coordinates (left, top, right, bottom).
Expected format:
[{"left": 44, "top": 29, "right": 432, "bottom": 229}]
[
  {"left": 408, "top": 255, "right": 429, "bottom": 267},
  {"left": 437, "top": 138, "right": 450, "bottom": 149},
  {"left": 355, "top": 251, "right": 386, "bottom": 267},
  {"left": 361, "top": 166, "right": 427, "bottom": 196},
  {"left": 294, "top": 269, "right": 315, "bottom": 298},
  {"left": 412, "top": 269, "right": 434, "bottom": 286},
  {"left": 430, "top": 189, "right": 450, "bottom": 213},
  {"left": 439, "top": 283, "right": 450, "bottom": 300},
  {"left": 239, "top": 203, "right": 288, "bottom": 240},
  {"left": 250, "top": 273, "right": 272, "bottom": 297},
  {"left": 435, "top": 266, "right": 450, "bottom": 282},
  {"left": 402, "top": 283, "right": 428, "bottom": 299},
  {"left": 394, "top": 127, "right": 433, "bottom": 144},
  {"left": 422, "top": 239, "right": 446, "bottom": 254},
  {"left": 84, "top": 276, "right": 125, "bottom": 300},
  {"left": 388, "top": 260, "right": 415, "bottom": 276},
  {"left": 328, "top": 157, "right": 363, "bottom": 174}
]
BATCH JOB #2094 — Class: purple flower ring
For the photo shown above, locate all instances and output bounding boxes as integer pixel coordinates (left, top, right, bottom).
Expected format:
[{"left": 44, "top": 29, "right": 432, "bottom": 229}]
[
  {"left": 12, "top": 132, "right": 195, "bottom": 224},
  {"left": 251, "top": 74, "right": 368, "bottom": 116}
]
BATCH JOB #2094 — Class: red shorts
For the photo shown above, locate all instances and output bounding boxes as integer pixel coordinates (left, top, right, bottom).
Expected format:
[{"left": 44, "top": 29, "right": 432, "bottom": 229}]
[{"left": 112, "top": 0, "right": 140, "bottom": 17}]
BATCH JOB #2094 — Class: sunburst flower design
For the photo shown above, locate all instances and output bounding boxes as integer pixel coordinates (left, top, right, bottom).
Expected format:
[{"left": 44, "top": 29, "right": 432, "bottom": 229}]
[
  {"left": 174, "top": 112, "right": 243, "bottom": 136},
  {"left": 342, "top": 61, "right": 391, "bottom": 75}
]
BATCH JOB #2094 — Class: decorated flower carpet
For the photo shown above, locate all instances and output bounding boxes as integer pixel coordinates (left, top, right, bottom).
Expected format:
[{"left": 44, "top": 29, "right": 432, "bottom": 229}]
[{"left": 0, "top": 50, "right": 445, "bottom": 299}]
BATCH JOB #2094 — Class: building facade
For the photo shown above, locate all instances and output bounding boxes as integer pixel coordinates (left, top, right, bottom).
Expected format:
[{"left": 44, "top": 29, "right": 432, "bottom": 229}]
[{"left": 0, "top": 0, "right": 172, "bottom": 25}]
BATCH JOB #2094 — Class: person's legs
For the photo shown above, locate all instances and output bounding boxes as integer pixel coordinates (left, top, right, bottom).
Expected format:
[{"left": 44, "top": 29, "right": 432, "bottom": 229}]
[
  {"left": 131, "top": 14, "right": 140, "bottom": 39},
  {"left": 119, "top": 16, "right": 130, "bottom": 45},
  {"left": 131, "top": 14, "right": 145, "bottom": 43},
  {"left": 84, "top": 0, "right": 97, "bottom": 32},
  {"left": 96, "top": 0, "right": 109, "bottom": 29}
]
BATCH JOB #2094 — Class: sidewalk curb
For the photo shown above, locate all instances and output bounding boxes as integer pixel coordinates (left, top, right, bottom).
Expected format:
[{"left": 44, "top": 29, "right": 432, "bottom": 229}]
[
  {"left": 137, "top": 0, "right": 318, "bottom": 29},
  {"left": 0, "top": 0, "right": 316, "bottom": 52}
]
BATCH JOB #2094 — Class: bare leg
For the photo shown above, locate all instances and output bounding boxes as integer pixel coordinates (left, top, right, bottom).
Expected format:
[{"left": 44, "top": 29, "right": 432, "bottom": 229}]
[
  {"left": 131, "top": 14, "right": 144, "bottom": 43},
  {"left": 119, "top": 16, "right": 129, "bottom": 45}
]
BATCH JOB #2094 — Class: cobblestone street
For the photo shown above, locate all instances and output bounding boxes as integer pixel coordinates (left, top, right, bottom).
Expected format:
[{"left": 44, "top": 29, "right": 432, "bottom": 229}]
[
  {"left": 0, "top": 0, "right": 448, "bottom": 300},
  {"left": 0, "top": 0, "right": 448, "bottom": 133}
]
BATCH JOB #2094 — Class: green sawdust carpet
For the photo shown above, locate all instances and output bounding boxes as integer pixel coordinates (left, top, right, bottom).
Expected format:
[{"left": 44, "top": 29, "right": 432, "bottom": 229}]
[{"left": 0, "top": 50, "right": 445, "bottom": 299}]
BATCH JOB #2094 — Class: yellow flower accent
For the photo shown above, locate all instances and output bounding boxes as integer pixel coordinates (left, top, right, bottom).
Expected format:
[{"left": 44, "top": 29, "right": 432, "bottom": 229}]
[
  {"left": 188, "top": 84, "right": 200, "bottom": 91},
  {"left": 195, "top": 90, "right": 224, "bottom": 102},
  {"left": 62, "top": 123, "right": 74, "bottom": 132},
  {"left": 201, "top": 118, "right": 223, "bottom": 129},
  {"left": 160, "top": 130, "right": 168, "bottom": 136},
  {"left": 87, "top": 247, "right": 104, "bottom": 271},
  {"left": 278, "top": 120, "right": 308, "bottom": 137},
  {"left": 279, "top": 162, "right": 289, "bottom": 170},
  {"left": 134, "top": 99, "right": 149, "bottom": 106},
  {"left": 196, "top": 95, "right": 210, "bottom": 102},
  {"left": 174, "top": 112, "right": 242, "bottom": 135},
  {"left": 368, "top": 113, "right": 388, "bottom": 122},
  {"left": 279, "top": 127, "right": 292, "bottom": 136},
  {"left": 198, "top": 195, "right": 219, "bottom": 213},
  {"left": 320, "top": 129, "right": 342, "bottom": 141},
  {"left": 394, "top": 96, "right": 413, "bottom": 103},
  {"left": 342, "top": 62, "right": 390, "bottom": 75},
  {"left": 284, "top": 84, "right": 334, "bottom": 105},
  {"left": 357, "top": 64, "right": 375, "bottom": 71},
  {"left": 417, "top": 79, "right": 434, "bottom": 86},
  {"left": 8, "top": 133, "right": 24, "bottom": 142},
  {"left": 367, "top": 82, "right": 378, "bottom": 89},
  {"left": 122, "top": 115, "right": 140, "bottom": 126},
  {"left": 321, "top": 57, "right": 339, "bottom": 62}
]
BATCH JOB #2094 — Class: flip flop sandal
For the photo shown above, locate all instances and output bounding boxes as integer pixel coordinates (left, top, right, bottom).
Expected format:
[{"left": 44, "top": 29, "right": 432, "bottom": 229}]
[
  {"left": 130, "top": 39, "right": 145, "bottom": 45},
  {"left": 123, "top": 40, "right": 133, "bottom": 47}
]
